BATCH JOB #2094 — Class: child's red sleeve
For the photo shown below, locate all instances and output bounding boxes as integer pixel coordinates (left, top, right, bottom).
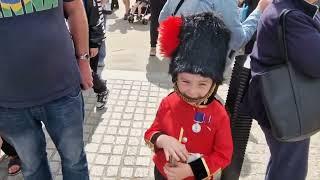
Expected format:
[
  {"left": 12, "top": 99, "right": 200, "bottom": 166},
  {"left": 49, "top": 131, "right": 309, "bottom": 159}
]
[
  {"left": 144, "top": 99, "right": 168, "bottom": 151},
  {"left": 189, "top": 110, "right": 233, "bottom": 179}
]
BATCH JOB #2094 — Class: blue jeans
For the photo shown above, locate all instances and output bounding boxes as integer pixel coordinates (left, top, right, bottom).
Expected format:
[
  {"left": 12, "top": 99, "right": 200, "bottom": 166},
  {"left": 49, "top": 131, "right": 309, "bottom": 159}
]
[
  {"left": 0, "top": 88, "right": 89, "bottom": 180},
  {"left": 261, "top": 127, "right": 310, "bottom": 180}
]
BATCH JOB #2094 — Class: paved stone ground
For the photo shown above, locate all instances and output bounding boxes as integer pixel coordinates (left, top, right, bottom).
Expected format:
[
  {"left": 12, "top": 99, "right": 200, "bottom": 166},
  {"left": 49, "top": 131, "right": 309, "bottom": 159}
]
[{"left": 0, "top": 71, "right": 319, "bottom": 180}]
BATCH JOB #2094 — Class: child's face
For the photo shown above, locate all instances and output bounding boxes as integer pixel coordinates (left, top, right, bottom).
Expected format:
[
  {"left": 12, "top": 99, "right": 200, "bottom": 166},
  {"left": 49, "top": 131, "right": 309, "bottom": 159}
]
[{"left": 176, "top": 72, "right": 214, "bottom": 104}]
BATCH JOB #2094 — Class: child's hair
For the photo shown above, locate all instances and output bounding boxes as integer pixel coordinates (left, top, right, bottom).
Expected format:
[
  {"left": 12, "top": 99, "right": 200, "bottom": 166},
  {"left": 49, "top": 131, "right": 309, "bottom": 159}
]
[{"left": 159, "top": 12, "right": 231, "bottom": 84}]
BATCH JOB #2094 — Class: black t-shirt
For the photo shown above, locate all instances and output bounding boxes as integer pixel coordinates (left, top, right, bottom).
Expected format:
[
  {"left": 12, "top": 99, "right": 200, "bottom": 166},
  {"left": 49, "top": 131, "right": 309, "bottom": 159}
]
[{"left": 0, "top": 0, "right": 81, "bottom": 108}]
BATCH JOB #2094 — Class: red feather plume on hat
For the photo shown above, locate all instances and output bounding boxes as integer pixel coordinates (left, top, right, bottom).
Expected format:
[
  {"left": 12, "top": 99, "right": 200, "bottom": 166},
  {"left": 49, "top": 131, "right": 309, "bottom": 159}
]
[{"left": 158, "top": 16, "right": 183, "bottom": 58}]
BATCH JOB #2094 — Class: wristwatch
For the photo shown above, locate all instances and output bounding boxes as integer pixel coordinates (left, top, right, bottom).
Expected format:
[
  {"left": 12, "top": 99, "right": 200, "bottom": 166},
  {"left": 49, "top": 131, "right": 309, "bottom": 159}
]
[{"left": 77, "top": 53, "right": 90, "bottom": 62}]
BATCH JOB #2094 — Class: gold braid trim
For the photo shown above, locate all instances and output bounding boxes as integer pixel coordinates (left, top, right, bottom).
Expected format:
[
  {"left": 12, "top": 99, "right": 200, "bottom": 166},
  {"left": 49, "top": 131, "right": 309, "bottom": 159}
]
[
  {"left": 178, "top": 128, "right": 184, "bottom": 142},
  {"left": 201, "top": 157, "right": 211, "bottom": 178},
  {"left": 144, "top": 131, "right": 161, "bottom": 152},
  {"left": 174, "top": 83, "right": 217, "bottom": 107}
]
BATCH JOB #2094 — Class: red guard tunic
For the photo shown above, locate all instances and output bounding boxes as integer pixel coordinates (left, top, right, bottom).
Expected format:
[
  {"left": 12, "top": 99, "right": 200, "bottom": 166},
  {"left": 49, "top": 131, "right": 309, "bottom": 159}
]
[{"left": 144, "top": 92, "right": 233, "bottom": 179}]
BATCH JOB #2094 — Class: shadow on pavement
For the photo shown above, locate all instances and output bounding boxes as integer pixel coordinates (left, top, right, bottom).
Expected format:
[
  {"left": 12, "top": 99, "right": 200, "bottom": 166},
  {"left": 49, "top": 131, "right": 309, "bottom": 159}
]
[
  {"left": 108, "top": 18, "right": 149, "bottom": 34},
  {"left": 82, "top": 93, "right": 109, "bottom": 146},
  {"left": 105, "top": 11, "right": 119, "bottom": 20},
  {"left": 146, "top": 56, "right": 172, "bottom": 89}
]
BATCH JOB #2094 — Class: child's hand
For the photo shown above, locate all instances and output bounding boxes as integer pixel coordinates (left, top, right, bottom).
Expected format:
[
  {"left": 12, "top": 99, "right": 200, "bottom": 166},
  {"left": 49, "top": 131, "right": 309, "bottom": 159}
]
[
  {"left": 156, "top": 135, "right": 189, "bottom": 162},
  {"left": 164, "top": 162, "right": 194, "bottom": 180}
]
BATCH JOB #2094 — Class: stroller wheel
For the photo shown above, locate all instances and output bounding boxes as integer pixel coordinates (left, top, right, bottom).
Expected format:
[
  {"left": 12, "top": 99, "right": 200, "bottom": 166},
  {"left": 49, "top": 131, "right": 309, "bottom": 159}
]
[
  {"left": 142, "top": 18, "right": 148, "bottom": 25},
  {"left": 128, "top": 15, "right": 134, "bottom": 23}
]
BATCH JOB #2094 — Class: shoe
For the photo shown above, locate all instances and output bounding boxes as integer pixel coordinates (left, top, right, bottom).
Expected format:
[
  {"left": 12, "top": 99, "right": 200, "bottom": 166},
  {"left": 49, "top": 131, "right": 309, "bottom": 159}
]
[
  {"left": 102, "top": 9, "right": 113, "bottom": 15},
  {"left": 8, "top": 156, "right": 21, "bottom": 176},
  {"left": 92, "top": 73, "right": 108, "bottom": 110},
  {"left": 123, "top": 13, "right": 129, "bottom": 20},
  {"left": 149, "top": 47, "right": 156, "bottom": 56},
  {"left": 96, "top": 89, "right": 109, "bottom": 110}
]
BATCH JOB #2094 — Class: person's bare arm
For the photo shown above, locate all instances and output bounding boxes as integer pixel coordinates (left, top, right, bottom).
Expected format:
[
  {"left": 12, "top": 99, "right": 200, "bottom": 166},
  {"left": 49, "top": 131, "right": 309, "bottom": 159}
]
[{"left": 64, "top": 0, "right": 93, "bottom": 90}]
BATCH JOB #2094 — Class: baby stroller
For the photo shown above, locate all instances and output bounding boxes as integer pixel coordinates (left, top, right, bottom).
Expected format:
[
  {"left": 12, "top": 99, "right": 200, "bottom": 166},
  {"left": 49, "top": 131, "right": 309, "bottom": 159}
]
[{"left": 127, "top": 0, "right": 150, "bottom": 25}]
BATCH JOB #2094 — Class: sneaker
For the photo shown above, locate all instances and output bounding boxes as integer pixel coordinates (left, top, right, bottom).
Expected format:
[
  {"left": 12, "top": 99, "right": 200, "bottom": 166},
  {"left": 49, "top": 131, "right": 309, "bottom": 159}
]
[
  {"left": 102, "top": 9, "right": 113, "bottom": 15},
  {"left": 123, "top": 13, "right": 129, "bottom": 20},
  {"left": 149, "top": 47, "right": 156, "bottom": 56},
  {"left": 96, "top": 89, "right": 109, "bottom": 110}
]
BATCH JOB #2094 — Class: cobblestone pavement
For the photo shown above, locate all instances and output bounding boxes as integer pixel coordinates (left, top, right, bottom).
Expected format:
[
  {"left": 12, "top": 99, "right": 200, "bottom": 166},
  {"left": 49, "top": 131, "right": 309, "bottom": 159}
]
[{"left": 0, "top": 71, "right": 319, "bottom": 180}]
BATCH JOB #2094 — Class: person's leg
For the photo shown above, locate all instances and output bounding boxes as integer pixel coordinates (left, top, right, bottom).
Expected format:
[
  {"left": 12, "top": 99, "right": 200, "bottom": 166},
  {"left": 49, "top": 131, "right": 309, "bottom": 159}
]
[
  {"left": 122, "top": 0, "right": 130, "bottom": 19},
  {"left": 261, "top": 127, "right": 310, "bottom": 180},
  {"left": 137, "top": 2, "right": 146, "bottom": 19},
  {"left": 98, "top": 42, "right": 106, "bottom": 67},
  {"left": 102, "top": 0, "right": 113, "bottom": 15},
  {"left": 0, "top": 107, "right": 52, "bottom": 180},
  {"left": 43, "top": 88, "right": 89, "bottom": 180},
  {"left": 99, "top": 15, "right": 107, "bottom": 67},
  {"left": 137, "top": 3, "right": 143, "bottom": 17},
  {"left": 149, "top": 0, "right": 166, "bottom": 55},
  {"left": 90, "top": 53, "right": 100, "bottom": 74},
  {"left": 98, "top": 15, "right": 107, "bottom": 67},
  {"left": 91, "top": 54, "right": 107, "bottom": 94},
  {"left": 130, "top": 3, "right": 139, "bottom": 15},
  {"left": 90, "top": 53, "right": 108, "bottom": 109},
  {"left": 149, "top": 0, "right": 159, "bottom": 48}
]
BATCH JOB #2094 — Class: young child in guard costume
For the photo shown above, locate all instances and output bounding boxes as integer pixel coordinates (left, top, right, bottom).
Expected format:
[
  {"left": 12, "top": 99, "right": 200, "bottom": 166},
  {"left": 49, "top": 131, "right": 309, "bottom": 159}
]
[{"left": 144, "top": 12, "right": 233, "bottom": 180}]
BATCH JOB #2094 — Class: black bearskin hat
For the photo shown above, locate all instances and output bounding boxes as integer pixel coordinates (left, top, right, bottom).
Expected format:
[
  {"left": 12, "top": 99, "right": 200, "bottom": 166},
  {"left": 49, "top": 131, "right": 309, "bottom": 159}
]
[{"left": 158, "top": 12, "right": 231, "bottom": 84}]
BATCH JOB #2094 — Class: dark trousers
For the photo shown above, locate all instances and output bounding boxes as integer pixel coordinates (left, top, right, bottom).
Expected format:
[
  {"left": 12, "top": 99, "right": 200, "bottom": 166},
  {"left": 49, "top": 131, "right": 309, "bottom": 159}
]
[
  {"left": 149, "top": 0, "right": 166, "bottom": 47},
  {"left": 261, "top": 127, "right": 310, "bottom": 180},
  {"left": 90, "top": 53, "right": 100, "bottom": 74},
  {"left": 90, "top": 53, "right": 106, "bottom": 94},
  {"left": 2, "top": 138, "right": 17, "bottom": 157}
]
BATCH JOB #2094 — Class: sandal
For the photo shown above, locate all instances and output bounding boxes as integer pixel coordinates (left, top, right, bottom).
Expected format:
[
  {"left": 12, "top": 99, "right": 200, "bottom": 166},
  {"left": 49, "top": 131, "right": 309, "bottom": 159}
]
[{"left": 8, "top": 156, "right": 21, "bottom": 176}]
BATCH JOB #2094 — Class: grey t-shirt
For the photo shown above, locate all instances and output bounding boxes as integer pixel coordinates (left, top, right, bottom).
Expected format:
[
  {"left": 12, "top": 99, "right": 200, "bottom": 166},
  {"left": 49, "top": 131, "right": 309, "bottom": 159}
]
[{"left": 0, "top": 0, "right": 81, "bottom": 108}]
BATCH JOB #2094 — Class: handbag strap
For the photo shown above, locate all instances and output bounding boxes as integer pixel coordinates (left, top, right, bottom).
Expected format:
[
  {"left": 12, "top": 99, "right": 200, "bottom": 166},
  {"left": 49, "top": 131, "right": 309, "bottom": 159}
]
[
  {"left": 277, "top": 9, "right": 302, "bottom": 120},
  {"left": 172, "top": 0, "right": 185, "bottom": 16},
  {"left": 277, "top": 9, "right": 293, "bottom": 63}
]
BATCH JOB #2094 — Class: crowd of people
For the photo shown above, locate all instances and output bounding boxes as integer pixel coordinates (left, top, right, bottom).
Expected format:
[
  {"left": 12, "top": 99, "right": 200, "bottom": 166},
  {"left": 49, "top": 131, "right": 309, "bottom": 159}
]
[{"left": 1, "top": 0, "right": 319, "bottom": 179}]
